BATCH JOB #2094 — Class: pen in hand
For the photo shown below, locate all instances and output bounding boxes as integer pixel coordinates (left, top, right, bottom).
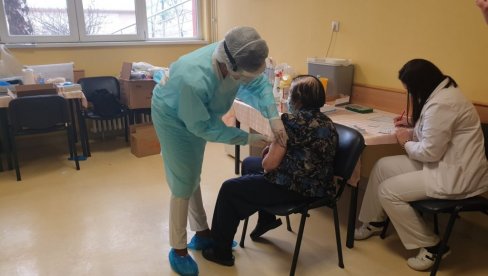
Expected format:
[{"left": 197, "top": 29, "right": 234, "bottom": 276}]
[{"left": 394, "top": 110, "right": 406, "bottom": 127}]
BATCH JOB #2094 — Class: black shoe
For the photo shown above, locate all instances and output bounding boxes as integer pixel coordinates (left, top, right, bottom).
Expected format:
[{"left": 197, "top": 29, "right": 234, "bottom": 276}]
[
  {"left": 202, "top": 248, "right": 235, "bottom": 267},
  {"left": 250, "top": 218, "right": 282, "bottom": 241}
]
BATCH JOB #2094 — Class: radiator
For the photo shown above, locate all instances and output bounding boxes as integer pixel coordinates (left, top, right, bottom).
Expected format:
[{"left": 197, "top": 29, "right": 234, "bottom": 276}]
[
  {"left": 90, "top": 118, "right": 124, "bottom": 133},
  {"left": 138, "top": 113, "right": 152, "bottom": 124},
  {"left": 89, "top": 114, "right": 152, "bottom": 133}
]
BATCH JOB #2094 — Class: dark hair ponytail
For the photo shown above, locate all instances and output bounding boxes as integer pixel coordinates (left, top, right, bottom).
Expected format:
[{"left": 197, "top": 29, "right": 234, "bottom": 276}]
[{"left": 399, "top": 59, "right": 456, "bottom": 124}]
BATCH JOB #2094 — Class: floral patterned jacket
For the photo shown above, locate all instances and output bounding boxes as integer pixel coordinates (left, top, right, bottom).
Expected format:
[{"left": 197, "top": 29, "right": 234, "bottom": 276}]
[{"left": 265, "top": 109, "right": 338, "bottom": 198}]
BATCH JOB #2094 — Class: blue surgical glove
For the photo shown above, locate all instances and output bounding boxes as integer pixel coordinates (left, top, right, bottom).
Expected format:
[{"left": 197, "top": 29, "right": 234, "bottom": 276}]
[{"left": 269, "top": 118, "right": 288, "bottom": 147}]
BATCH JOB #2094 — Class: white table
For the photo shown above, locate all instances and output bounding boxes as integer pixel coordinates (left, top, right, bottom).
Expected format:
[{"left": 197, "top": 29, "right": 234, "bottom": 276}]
[{"left": 231, "top": 100, "right": 400, "bottom": 248}]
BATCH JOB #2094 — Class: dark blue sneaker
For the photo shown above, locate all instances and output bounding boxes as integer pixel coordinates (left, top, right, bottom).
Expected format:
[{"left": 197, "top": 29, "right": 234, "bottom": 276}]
[
  {"left": 187, "top": 235, "right": 238, "bottom": 250},
  {"left": 168, "top": 248, "right": 199, "bottom": 276}
]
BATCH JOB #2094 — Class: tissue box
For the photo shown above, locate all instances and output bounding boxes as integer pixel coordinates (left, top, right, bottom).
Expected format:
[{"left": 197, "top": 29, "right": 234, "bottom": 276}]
[
  {"left": 119, "top": 62, "right": 155, "bottom": 109},
  {"left": 130, "top": 123, "right": 160, "bottom": 157}
]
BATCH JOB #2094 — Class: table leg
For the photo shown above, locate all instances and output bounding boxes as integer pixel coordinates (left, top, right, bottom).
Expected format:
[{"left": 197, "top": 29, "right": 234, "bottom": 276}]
[
  {"left": 68, "top": 100, "right": 78, "bottom": 143},
  {"left": 73, "top": 99, "right": 90, "bottom": 158},
  {"left": 0, "top": 108, "right": 13, "bottom": 170},
  {"left": 235, "top": 120, "right": 240, "bottom": 175}
]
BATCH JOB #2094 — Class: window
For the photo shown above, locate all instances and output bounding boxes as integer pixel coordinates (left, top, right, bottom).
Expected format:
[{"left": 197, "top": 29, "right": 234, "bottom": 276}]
[{"left": 0, "top": 0, "right": 201, "bottom": 44}]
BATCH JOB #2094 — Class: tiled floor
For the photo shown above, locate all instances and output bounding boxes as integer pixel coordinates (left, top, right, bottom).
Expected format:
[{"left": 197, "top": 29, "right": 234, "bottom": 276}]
[{"left": 0, "top": 135, "right": 487, "bottom": 275}]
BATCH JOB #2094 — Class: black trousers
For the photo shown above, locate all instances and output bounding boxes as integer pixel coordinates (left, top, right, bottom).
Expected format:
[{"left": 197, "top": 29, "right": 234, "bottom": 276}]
[{"left": 210, "top": 157, "right": 306, "bottom": 257}]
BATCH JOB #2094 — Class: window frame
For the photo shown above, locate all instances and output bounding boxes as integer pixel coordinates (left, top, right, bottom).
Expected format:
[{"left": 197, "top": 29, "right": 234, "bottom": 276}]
[{"left": 0, "top": 0, "right": 203, "bottom": 45}]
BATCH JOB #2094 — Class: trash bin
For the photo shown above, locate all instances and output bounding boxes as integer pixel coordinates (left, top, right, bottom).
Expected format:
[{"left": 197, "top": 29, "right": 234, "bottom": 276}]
[{"left": 307, "top": 58, "right": 354, "bottom": 100}]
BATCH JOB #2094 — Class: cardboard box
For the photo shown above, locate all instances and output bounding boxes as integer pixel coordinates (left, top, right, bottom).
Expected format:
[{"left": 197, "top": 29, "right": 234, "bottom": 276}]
[
  {"left": 130, "top": 123, "right": 160, "bottom": 157},
  {"left": 119, "top": 62, "right": 155, "bottom": 109},
  {"left": 12, "top": 83, "right": 57, "bottom": 97}
]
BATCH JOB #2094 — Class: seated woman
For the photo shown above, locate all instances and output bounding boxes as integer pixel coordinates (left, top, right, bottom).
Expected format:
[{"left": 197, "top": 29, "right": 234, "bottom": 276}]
[
  {"left": 202, "top": 75, "right": 338, "bottom": 266},
  {"left": 354, "top": 59, "right": 488, "bottom": 271}
]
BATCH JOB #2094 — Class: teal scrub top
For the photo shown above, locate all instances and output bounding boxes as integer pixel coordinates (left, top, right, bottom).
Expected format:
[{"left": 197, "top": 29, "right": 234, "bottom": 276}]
[{"left": 151, "top": 42, "right": 278, "bottom": 197}]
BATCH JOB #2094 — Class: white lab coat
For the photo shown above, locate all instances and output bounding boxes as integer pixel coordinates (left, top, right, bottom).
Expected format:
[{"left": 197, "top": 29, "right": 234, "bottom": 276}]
[{"left": 405, "top": 78, "right": 488, "bottom": 199}]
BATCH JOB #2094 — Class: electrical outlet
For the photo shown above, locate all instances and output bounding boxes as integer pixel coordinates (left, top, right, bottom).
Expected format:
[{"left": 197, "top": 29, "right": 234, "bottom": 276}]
[{"left": 331, "top": 20, "right": 340, "bottom": 32}]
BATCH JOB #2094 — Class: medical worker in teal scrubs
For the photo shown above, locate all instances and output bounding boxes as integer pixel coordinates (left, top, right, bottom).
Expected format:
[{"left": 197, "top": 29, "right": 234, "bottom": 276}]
[{"left": 151, "top": 26, "right": 287, "bottom": 276}]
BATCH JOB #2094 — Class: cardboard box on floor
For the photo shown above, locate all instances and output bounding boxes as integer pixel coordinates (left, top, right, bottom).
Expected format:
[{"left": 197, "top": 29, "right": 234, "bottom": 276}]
[
  {"left": 119, "top": 62, "right": 155, "bottom": 109},
  {"left": 130, "top": 123, "right": 160, "bottom": 157}
]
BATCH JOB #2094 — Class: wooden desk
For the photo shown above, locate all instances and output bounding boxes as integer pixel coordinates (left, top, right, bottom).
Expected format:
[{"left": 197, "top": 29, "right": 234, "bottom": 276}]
[{"left": 231, "top": 100, "right": 399, "bottom": 249}]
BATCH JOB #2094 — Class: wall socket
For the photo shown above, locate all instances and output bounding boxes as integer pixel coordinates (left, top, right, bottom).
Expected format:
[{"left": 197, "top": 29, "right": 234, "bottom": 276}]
[{"left": 331, "top": 20, "right": 340, "bottom": 32}]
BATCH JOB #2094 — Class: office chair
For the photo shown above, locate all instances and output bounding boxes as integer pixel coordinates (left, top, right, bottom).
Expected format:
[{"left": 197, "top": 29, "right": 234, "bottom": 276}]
[
  {"left": 7, "top": 95, "right": 80, "bottom": 181},
  {"left": 380, "top": 123, "right": 488, "bottom": 276},
  {"left": 239, "top": 123, "right": 365, "bottom": 276},
  {"left": 77, "top": 76, "right": 129, "bottom": 156}
]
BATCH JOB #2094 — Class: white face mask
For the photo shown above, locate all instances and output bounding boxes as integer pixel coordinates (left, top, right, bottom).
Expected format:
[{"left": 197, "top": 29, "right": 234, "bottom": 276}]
[{"left": 228, "top": 63, "right": 265, "bottom": 84}]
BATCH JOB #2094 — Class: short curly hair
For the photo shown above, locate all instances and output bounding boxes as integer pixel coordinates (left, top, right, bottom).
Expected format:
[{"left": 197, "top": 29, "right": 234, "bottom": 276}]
[{"left": 289, "top": 75, "right": 326, "bottom": 110}]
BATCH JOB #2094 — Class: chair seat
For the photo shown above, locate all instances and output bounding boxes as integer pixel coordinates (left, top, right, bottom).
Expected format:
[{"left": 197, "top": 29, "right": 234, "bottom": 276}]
[
  {"left": 262, "top": 201, "right": 312, "bottom": 216},
  {"left": 410, "top": 196, "right": 488, "bottom": 213}
]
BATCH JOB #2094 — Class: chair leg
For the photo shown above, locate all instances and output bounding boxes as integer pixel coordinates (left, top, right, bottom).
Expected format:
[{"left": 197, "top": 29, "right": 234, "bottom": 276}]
[
  {"left": 289, "top": 211, "right": 308, "bottom": 276},
  {"left": 430, "top": 211, "right": 458, "bottom": 276},
  {"left": 286, "top": 215, "right": 292, "bottom": 231},
  {"left": 380, "top": 218, "right": 390, "bottom": 239},
  {"left": 333, "top": 205, "right": 345, "bottom": 268},
  {"left": 8, "top": 130, "right": 20, "bottom": 181},
  {"left": 346, "top": 185, "right": 359, "bottom": 248},
  {"left": 124, "top": 114, "right": 129, "bottom": 143},
  {"left": 240, "top": 217, "right": 249, "bottom": 248}
]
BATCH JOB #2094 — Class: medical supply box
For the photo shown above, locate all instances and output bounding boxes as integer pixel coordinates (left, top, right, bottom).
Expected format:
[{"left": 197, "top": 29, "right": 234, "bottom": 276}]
[
  {"left": 12, "top": 83, "right": 57, "bottom": 97},
  {"left": 119, "top": 62, "right": 155, "bottom": 109},
  {"left": 307, "top": 58, "right": 354, "bottom": 100},
  {"left": 130, "top": 123, "right": 160, "bottom": 157}
]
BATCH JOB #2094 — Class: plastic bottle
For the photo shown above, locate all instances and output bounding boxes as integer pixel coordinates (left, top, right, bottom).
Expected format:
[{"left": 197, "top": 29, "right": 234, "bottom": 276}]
[
  {"left": 22, "top": 68, "right": 35, "bottom": 84},
  {"left": 36, "top": 73, "right": 45, "bottom": 84}
]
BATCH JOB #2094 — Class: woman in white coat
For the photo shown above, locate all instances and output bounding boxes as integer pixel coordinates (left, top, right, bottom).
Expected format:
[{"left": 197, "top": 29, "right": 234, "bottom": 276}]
[{"left": 354, "top": 59, "right": 488, "bottom": 271}]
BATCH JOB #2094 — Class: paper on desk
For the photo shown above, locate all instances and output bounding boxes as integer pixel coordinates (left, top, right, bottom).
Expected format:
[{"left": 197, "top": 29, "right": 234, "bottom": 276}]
[{"left": 369, "top": 115, "right": 394, "bottom": 123}]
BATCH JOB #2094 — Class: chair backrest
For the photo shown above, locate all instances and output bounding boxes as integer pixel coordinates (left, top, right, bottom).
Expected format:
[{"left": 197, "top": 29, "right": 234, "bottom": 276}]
[
  {"left": 481, "top": 123, "right": 488, "bottom": 159},
  {"left": 333, "top": 123, "right": 366, "bottom": 182},
  {"left": 8, "top": 95, "right": 70, "bottom": 132},
  {"left": 77, "top": 76, "right": 121, "bottom": 102}
]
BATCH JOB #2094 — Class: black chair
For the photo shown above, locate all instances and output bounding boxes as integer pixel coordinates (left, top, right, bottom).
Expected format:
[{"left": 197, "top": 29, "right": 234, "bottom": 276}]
[
  {"left": 239, "top": 123, "right": 365, "bottom": 276},
  {"left": 77, "top": 76, "right": 129, "bottom": 156},
  {"left": 0, "top": 136, "right": 3, "bottom": 171},
  {"left": 380, "top": 123, "right": 488, "bottom": 276},
  {"left": 7, "top": 95, "right": 80, "bottom": 181}
]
